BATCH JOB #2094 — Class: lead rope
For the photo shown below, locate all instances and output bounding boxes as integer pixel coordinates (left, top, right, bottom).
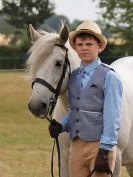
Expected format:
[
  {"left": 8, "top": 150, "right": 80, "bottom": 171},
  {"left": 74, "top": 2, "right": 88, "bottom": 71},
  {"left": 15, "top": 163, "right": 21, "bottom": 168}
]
[
  {"left": 48, "top": 106, "right": 61, "bottom": 177},
  {"left": 51, "top": 137, "right": 61, "bottom": 177},
  {"left": 44, "top": 105, "right": 61, "bottom": 177}
]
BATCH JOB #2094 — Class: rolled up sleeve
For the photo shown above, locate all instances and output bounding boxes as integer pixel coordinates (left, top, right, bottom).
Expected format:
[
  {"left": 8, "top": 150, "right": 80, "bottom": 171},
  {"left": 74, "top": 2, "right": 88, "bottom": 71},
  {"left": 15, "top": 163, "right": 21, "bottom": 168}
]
[{"left": 100, "top": 70, "right": 123, "bottom": 150}]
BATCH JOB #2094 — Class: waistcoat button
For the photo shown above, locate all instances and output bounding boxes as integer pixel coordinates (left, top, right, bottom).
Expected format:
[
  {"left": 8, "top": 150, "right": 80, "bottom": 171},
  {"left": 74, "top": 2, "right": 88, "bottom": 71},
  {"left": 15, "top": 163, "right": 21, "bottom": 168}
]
[
  {"left": 76, "top": 108, "right": 79, "bottom": 111},
  {"left": 77, "top": 97, "right": 80, "bottom": 100},
  {"left": 76, "top": 130, "right": 79, "bottom": 133},
  {"left": 76, "top": 119, "right": 79, "bottom": 122}
]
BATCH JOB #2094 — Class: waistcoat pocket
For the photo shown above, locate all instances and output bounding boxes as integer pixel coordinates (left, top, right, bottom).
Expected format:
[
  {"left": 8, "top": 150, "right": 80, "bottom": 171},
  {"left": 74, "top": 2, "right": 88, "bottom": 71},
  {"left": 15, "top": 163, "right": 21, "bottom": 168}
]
[{"left": 79, "top": 111, "right": 103, "bottom": 124}]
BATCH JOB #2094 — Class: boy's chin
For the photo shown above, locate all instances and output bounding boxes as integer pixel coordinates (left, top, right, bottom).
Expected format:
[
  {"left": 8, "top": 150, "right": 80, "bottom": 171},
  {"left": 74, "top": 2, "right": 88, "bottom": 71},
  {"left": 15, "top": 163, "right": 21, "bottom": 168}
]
[{"left": 81, "top": 58, "right": 97, "bottom": 64}]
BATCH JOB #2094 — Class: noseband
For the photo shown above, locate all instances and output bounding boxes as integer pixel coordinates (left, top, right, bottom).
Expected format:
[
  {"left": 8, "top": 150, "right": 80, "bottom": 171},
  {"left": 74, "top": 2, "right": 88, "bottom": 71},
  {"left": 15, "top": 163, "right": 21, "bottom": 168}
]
[{"left": 32, "top": 43, "right": 71, "bottom": 116}]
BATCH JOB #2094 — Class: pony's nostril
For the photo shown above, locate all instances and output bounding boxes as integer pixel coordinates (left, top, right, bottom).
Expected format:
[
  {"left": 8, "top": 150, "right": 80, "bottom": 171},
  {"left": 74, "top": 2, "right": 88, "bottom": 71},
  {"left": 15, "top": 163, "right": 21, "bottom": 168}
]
[
  {"left": 41, "top": 102, "right": 47, "bottom": 109},
  {"left": 28, "top": 101, "right": 48, "bottom": 117}
]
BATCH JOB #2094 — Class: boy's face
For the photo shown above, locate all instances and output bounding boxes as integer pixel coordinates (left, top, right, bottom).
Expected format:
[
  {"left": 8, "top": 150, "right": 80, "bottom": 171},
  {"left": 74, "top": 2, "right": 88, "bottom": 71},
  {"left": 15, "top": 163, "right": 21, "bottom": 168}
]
[{"left": 74, "top": 36, "right": 104, "bottom": 64}]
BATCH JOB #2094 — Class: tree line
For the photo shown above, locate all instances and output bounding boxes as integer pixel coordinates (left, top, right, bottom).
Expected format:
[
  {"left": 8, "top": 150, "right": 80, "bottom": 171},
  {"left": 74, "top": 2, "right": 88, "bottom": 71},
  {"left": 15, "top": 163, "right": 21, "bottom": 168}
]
[{"left": 0, "top": 0, "right": 132, "bottom": 69}]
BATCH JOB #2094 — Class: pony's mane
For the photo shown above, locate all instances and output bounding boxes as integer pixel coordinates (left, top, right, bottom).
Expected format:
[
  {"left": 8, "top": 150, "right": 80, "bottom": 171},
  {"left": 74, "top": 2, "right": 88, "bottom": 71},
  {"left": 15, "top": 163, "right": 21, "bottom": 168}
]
[{"left": 27, "top": 32, "right": 59, "bottom": 77}]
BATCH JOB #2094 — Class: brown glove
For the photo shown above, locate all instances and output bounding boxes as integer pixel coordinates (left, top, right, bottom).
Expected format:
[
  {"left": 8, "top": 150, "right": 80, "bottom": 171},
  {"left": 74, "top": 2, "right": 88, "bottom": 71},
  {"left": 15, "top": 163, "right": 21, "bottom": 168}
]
[
  {"left": 94, "top": 148, "right": 111, "bottom": 174},
  {"left": 49, "top": 119, "right": 62, "bottom": 138}
]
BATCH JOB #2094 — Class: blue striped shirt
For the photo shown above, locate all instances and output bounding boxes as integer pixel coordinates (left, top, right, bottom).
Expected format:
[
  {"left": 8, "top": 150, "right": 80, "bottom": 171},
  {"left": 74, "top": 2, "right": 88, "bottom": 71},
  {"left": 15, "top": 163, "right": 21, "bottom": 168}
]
[{"left": 61, "top": 58, "right": 123, "bottom": 150}]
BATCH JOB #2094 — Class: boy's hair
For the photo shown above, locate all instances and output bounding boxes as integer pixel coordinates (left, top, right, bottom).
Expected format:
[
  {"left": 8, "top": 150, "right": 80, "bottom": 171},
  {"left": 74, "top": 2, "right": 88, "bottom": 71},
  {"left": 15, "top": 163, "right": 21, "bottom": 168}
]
[{"left": 73, "top": 33, "right": 101, "bottom": 44}]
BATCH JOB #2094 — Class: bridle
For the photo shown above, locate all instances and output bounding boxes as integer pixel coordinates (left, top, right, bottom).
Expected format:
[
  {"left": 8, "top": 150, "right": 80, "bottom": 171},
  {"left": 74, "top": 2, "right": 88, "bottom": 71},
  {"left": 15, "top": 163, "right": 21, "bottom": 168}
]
[
  {"left": 31, "top": 43, "right": 71, "bottom": 177},
  {"left": 32, "top": 43, "right": 71, "bottom": 119}
]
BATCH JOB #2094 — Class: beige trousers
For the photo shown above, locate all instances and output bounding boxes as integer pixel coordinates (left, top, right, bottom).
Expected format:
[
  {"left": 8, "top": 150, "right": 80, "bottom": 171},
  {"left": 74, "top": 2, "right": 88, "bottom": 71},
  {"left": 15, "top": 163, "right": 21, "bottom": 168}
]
[{"left": 69, "top": 138, "right": 116, "bottom": 177}]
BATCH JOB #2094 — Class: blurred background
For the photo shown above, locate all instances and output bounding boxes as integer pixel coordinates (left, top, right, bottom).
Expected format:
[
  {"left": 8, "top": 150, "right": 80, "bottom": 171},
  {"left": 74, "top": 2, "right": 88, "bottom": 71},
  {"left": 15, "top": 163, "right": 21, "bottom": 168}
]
[
  {"left": 0, "top": 0, "right": 133, "bottom": 69},
  {"left": 0, "top": 0, "right": 132, "bottom": 176}
]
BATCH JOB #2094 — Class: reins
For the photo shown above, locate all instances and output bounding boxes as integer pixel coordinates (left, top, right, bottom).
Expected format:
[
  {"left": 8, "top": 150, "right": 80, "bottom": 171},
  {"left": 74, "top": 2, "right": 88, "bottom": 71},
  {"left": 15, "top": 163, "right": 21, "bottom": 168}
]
[{"left": 32, "top": 43, "right": 71, "bottom": 177}]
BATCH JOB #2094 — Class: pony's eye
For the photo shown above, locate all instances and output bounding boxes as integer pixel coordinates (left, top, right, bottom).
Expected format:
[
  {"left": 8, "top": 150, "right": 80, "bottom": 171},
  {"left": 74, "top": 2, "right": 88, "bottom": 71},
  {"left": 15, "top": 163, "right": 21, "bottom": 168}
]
[{"left": 55, "top": 60, "right": 63, "bottom": 67}]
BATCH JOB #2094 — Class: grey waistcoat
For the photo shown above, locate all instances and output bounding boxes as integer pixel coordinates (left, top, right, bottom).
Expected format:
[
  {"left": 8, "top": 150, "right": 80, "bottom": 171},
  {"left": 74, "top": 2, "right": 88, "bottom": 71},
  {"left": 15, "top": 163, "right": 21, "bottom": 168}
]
[{"left": 67, "top": 63, "right": 114, "bottom": 141}]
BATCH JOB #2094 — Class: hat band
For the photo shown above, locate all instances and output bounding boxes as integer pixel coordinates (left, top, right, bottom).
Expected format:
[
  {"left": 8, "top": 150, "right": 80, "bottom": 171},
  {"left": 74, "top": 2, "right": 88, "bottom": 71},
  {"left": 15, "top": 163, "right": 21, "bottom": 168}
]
[{"left": 77, "top": 29, "right": 102, "bottom": 35}]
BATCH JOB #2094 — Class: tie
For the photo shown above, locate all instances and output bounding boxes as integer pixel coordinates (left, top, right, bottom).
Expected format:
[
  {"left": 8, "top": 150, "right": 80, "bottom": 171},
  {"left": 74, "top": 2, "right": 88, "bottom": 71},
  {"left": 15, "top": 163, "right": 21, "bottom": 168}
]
[{"left": 78, "top": 67, "right": 85, "bottom": 91}]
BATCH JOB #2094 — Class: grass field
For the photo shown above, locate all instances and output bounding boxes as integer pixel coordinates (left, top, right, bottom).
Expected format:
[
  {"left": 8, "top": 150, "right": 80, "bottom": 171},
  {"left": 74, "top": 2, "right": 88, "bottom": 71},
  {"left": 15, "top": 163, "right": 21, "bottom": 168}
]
[{"left": 0, "top": 71, "right": 129, "bottom": 177}]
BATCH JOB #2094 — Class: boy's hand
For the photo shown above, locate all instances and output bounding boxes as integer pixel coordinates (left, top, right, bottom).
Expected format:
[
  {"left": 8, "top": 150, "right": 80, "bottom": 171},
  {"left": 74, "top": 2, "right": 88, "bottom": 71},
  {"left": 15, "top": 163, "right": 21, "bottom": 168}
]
[
  {"left": 94, "top": 148, "right": 111, "bottom": 174},
  {"left": 49, "top": 119, "right": 62, "bottom": 138}
]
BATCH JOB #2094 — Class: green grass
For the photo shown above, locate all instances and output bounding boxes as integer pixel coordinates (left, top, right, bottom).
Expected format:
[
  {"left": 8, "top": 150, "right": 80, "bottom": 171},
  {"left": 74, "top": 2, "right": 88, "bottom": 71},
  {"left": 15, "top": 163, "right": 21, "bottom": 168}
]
[
  {"left": 0, "top": 71, "right": 54, "bottom": 177},
  {"left": 0, "top": 71, "right": 129, "bottom": 177}
]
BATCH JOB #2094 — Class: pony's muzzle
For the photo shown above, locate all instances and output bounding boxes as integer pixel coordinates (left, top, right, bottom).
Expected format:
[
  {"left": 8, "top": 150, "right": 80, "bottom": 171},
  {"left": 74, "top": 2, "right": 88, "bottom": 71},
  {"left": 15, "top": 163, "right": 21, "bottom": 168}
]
[{"left": 28, "top": 101, "right": 48, "bottom": 117}]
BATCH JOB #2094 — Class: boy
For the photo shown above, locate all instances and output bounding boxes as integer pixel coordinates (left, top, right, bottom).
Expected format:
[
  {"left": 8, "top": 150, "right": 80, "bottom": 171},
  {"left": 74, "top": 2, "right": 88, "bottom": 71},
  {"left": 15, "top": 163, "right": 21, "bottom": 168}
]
[{"left": 49, "top": 21, "right": 123, "bottom": 177}]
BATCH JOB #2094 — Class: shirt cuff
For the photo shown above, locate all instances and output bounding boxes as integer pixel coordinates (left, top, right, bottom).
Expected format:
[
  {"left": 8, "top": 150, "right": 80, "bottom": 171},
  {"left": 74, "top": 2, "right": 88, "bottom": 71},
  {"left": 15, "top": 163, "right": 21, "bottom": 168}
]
[
  {"left": 100, "top": 143, "right": 114, "bottom": 151},
  {"left": 100, "top": 135, "right": 118, "bottom": 151},
  {"left": 100, "top": 135, "right": 117, "bottom": 145}
]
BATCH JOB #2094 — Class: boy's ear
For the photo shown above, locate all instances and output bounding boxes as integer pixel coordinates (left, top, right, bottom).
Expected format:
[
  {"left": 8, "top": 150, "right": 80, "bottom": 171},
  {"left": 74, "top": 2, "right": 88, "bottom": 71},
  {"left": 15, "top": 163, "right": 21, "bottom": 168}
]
[{"left": 98, "top": 42, "right": 105, "bottom": 53}]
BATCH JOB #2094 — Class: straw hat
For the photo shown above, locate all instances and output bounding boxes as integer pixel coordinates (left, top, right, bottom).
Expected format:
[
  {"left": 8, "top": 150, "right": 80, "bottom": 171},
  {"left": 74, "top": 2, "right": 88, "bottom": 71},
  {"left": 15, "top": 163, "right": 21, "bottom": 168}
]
[{"left": 69, "top": 21, "right": 107, "bottom": 49}]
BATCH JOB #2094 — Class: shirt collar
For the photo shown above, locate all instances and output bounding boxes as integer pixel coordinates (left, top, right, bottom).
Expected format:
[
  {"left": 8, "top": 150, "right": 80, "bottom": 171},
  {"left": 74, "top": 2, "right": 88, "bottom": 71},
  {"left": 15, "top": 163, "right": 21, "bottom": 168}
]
[{"left": 79, "top": 58, "right": 101, "bottom": 74}]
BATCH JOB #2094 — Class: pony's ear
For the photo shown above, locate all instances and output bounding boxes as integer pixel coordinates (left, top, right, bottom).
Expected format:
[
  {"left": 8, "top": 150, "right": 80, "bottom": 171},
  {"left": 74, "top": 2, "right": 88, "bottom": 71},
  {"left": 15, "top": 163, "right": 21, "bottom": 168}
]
[
  {"left": 59, "top": 24, "right": 69, "bottom": 44},
  {"left": 29, "top": 24, "right": 42, "bottom": 42}
]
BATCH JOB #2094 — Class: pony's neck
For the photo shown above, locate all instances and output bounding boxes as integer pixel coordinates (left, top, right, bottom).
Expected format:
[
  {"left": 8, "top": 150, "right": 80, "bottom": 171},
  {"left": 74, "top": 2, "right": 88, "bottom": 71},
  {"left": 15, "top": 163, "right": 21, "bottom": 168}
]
[
  {"left": 60, "top": 93, "right": 68, "bottom": 111},
  {"left": 54, "top": 93, "right": 68, "bottom": 121}
]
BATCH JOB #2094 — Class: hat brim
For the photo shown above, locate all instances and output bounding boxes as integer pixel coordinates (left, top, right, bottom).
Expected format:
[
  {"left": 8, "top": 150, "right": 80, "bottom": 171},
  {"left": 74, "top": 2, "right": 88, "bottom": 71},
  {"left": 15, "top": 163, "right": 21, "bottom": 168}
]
[{"left": 69, "top": 29, "right": 107, "bottom": 49}]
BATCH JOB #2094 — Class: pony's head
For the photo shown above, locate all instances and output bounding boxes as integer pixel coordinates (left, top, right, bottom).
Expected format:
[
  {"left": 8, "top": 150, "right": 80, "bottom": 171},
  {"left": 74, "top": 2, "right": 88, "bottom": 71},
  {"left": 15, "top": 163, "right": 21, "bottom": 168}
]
[{"left": 27, "top": 23, "right": 70, "bottom": 118}]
